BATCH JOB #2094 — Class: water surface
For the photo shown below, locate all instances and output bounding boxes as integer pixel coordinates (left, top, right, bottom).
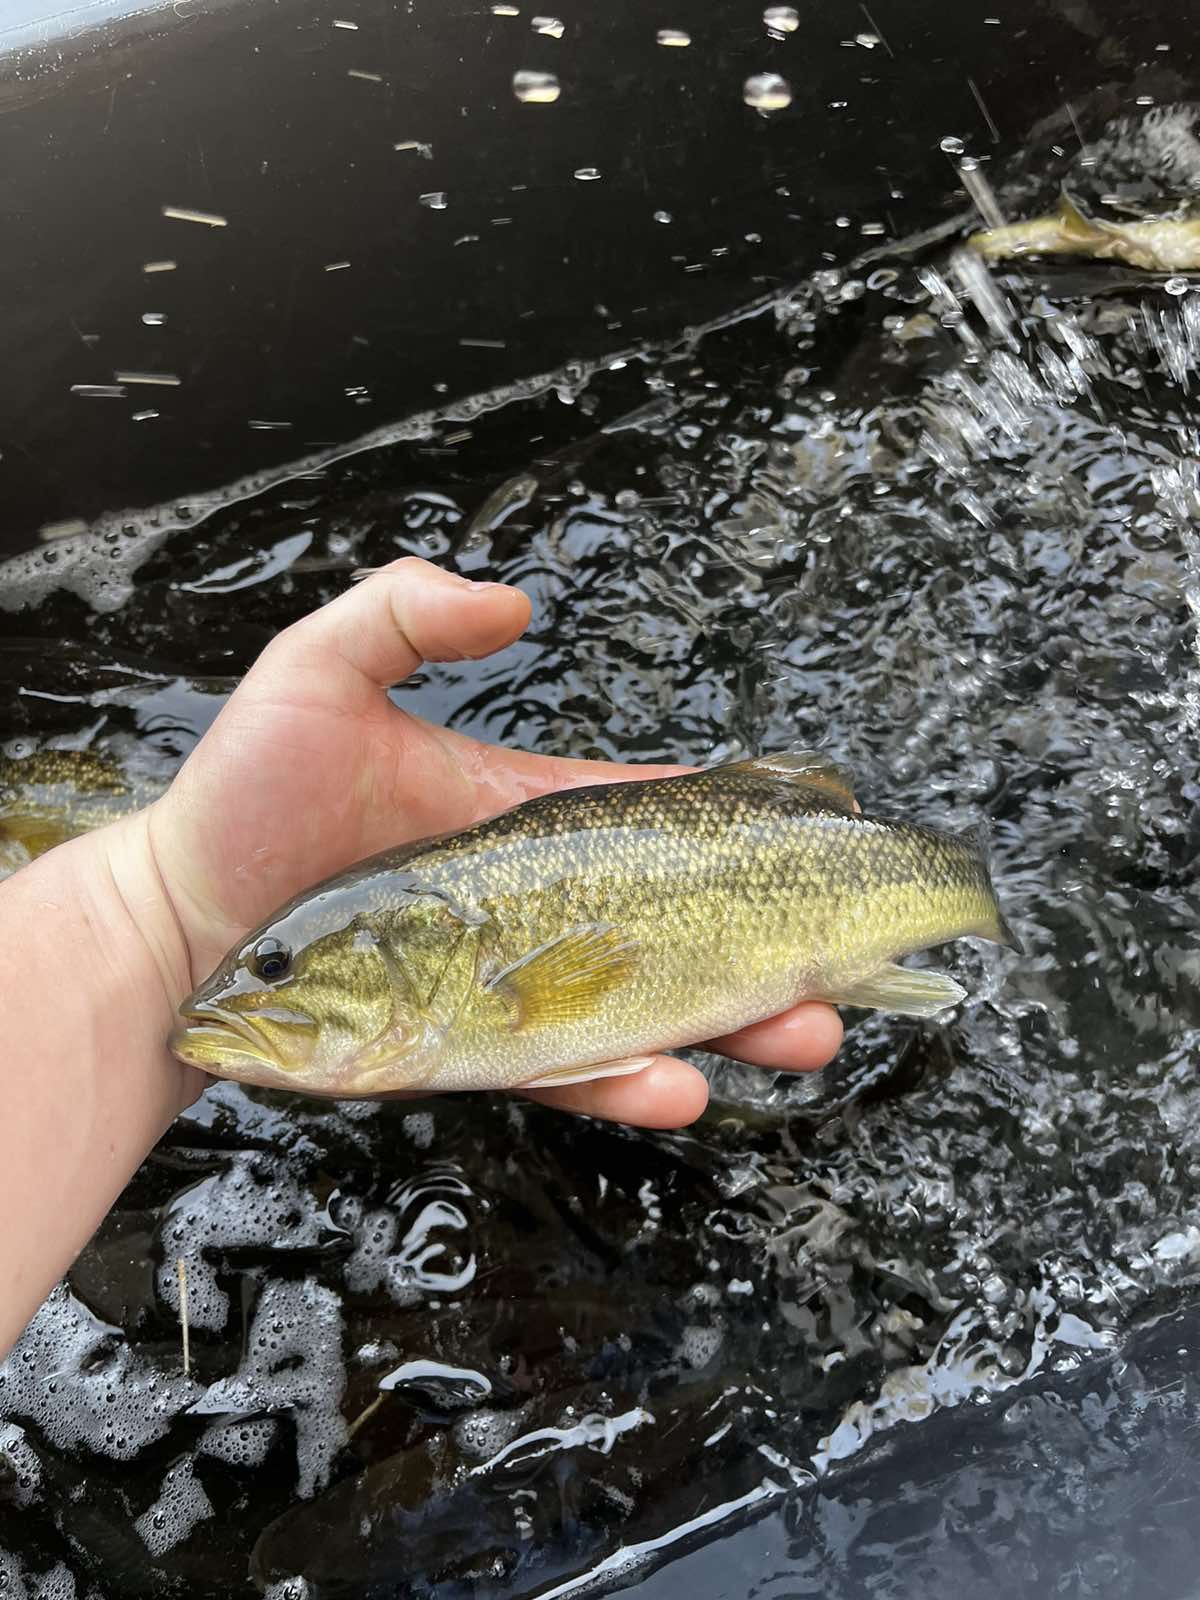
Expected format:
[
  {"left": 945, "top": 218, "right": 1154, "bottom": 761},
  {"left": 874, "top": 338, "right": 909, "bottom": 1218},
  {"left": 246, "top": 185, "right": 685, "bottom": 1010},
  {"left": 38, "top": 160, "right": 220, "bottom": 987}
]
[{"left": 1, "top": 156, "right": 1199, "bottom": 1596}]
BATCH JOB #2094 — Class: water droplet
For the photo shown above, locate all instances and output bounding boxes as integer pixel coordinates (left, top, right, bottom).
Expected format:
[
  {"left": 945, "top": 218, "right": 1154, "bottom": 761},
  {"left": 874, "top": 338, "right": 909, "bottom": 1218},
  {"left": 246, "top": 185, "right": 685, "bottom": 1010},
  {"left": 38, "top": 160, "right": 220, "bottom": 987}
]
[
  {"left": 531, "top": 14, "right": 564, "bottom": 36},
  {"left": 835, "top": 215, "right": 851, "bottom": 228},
  {"left": 940, "top": 135, "right": 965, "bottom": 154},
  {"left": 743, "top": 72, "right": 792, "bottom": 112},
  {"left": 419, "top": 191, "right": 448, "bottom": 209},
  {"left": 654, "top": 209, "right": 673, "bottom": 224},
  {"left": 762, "top": 4, "right": 799, "bottom": 30},
  {"left": 1136, "top": 95, "right": 1155, "bottom": 106},
  {"left": 1164, "top": 277, "right": 1190, "bottom": 297},
  {"left": 574, "top": 166, "right": 601, "bottom": 181},
  {"left": 854, "top": 30, "right": 879, "bottom": 46},
  {"left": 512, "top": 68, "right": 561, "bottom": 103},
  {"left": 491, "top": 4, "right": 519, "bottom": 13},
  {"left": 142, "top": 312, "right": 166, "bottom": 325},
  {"left": 656, "top": 27, "right": 691, "bottom": 45}
]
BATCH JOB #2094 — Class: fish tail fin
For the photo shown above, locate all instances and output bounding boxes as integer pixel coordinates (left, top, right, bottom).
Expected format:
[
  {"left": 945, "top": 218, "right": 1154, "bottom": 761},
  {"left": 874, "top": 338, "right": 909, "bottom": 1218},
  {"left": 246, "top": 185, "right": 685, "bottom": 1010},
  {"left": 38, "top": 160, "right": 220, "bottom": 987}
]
[{"left": 959, "top": 817, "right": 1024, "bottom": 955}]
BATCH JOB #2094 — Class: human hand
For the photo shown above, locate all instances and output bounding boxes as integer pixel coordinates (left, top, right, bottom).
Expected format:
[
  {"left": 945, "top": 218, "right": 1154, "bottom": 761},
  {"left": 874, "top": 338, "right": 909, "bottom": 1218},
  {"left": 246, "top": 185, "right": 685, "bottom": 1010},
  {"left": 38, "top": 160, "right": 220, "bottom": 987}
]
[{"left": 143, "top": 558, "right": 842, "bottom": 1127}]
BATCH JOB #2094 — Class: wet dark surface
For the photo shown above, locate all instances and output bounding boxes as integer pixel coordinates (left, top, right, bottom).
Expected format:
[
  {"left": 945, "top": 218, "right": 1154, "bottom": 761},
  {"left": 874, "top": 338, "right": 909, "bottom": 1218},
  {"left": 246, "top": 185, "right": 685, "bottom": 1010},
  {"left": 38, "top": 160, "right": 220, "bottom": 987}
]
[
  {"left": 2, "top": 90, "right": 1200, "bottom": 1600},
  {"left": 1, "top": 0, "right": 1197, "bottom": 540}
]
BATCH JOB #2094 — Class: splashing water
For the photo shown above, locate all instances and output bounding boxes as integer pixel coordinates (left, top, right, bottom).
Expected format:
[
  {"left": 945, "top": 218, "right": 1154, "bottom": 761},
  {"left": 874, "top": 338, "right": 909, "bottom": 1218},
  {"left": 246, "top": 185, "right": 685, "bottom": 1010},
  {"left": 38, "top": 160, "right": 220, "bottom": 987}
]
[{"left": 1, "top": 147, "right": 1199, "bottom": 1595}]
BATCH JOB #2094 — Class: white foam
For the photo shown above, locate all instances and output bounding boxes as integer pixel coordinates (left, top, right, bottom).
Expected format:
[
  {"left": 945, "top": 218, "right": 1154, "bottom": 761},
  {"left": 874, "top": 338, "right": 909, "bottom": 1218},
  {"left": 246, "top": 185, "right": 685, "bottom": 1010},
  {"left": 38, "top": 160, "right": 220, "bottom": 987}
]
[
  {"left": 198, "top": 1415, "right": 279, "bottom": 1468},
  {"left": 0, "top": 1420, "right": 42, "bottom": 1507},
  {"left": 0, "top": 1556, "right": 79, "bottom": 1600},
  {"left": 134, "top": 1453, "right": 214, "bottom": 1557},
  {"left": 189, "top": 1278, "right": 345, "bottom": 1498},
  {"left": 32, "top": 1564, "right": 78, "bottom": 1600},
  {"left": 678, "top": 1324, "right": 724, "bottom": 1370},
  {"left": 0, "top": 1285, "right": 192, "bottom": 1460},
  {"left": 156, "top": 1155, "right": 324, "bottom": 1332}
]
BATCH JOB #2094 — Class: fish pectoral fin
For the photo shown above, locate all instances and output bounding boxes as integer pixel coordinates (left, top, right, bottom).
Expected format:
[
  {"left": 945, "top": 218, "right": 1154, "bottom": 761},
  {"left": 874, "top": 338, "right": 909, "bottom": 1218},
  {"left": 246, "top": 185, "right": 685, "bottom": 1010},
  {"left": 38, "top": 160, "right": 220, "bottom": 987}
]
[
  {"left": 709, "top": 751, "right": 858, "bottom": 814},
  {"left": 487, "top": 924, "right": 639, "bottom": 1032},
  {"left": 518, "top": 1054, "right": 656, "bottom": 1089},
  {"left": 824, "top": 964, "right": 966, "bottom": 1019}
]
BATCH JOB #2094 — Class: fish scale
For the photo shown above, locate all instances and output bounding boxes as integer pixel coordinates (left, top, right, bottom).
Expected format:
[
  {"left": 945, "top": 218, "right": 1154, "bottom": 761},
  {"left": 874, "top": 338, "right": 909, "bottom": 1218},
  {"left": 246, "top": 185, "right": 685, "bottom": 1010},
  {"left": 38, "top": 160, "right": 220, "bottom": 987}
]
[{"left": 172, "top": 752, "right": 1020, "bottom": 1097}]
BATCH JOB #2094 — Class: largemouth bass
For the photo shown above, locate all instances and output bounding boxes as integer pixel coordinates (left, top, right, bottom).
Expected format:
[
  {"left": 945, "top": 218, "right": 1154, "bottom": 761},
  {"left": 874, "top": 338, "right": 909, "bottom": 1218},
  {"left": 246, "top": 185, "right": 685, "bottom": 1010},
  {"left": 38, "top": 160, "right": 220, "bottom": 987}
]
[
  {"left": 0, "top": 749, "right": 168, "bottom": 879},
  {"left": 968, "top": 192, "right": 1200, "bottom": 272},
  {"left": 169, "top": 752, "right": 1020, "bottom": 1096}
]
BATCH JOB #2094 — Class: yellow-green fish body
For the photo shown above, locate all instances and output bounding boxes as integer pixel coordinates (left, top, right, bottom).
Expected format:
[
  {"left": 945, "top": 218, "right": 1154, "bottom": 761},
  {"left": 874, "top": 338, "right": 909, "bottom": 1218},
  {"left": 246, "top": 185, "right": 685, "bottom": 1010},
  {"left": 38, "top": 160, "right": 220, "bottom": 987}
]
[
  {"left": 0, "top": 749, "right": 167, "bottom": 877},
  {"left": 969, "top": 193, "right": 1200, "bottom": 272},
  {"left": 170, "top": 754, "right": 1019, "bottom": 1097}
]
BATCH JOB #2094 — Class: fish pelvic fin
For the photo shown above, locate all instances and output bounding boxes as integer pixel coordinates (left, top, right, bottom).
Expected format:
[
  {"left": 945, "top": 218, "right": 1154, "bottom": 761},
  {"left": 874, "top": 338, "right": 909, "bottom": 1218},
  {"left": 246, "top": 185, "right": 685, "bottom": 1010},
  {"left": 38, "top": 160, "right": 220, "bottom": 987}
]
[
  {"left": 487, "top": 924, "right": 638, "bottom": 1031},
  {"left": 518, "top": 1054, "right": 656, "bottom": 1089},
  {"left": 707, "top": 750, "right": 858, "bottom": 814},
  {"left": 824, "top": 964, "right": 967, "bottom": 1019}
]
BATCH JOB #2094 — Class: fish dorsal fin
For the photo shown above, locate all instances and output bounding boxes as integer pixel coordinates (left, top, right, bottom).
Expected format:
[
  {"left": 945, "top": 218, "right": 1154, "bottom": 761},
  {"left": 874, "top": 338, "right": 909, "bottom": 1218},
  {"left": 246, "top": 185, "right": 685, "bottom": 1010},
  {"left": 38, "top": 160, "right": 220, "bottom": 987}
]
[
  {"left": 1057, "top": 190, "right": 1104, "bottom": 243},
  {"left": 486, "top": 924, "right": 638, "bottom": 1032},
  {"left": 708, "top": 751, "right": 858, "bottom": 814}
]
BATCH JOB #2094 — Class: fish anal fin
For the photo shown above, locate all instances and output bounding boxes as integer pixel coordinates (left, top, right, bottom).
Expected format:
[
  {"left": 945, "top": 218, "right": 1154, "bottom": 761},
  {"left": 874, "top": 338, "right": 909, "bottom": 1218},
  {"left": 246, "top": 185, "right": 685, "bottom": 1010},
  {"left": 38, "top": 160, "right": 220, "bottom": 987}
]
[
  {"left": 824, "top": 963, "right": 966, "bottom": 1019},
  {"left": 710, "top": 750, "right": 858, "bottom": 813},
  {"left": 488, "top": 924, "right": 638, "bottom": 1032},
  {"left": 518, "top": 1054, "right": 656, "bottom": 1090}
]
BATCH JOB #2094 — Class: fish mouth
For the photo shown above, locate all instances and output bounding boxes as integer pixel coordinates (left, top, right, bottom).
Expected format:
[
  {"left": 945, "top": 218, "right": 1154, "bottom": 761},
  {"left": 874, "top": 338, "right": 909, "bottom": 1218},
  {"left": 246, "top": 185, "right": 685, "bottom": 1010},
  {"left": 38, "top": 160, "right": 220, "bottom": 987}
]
[{"left": 169, "top": 1004, "right": 289, "bottom": 1074}]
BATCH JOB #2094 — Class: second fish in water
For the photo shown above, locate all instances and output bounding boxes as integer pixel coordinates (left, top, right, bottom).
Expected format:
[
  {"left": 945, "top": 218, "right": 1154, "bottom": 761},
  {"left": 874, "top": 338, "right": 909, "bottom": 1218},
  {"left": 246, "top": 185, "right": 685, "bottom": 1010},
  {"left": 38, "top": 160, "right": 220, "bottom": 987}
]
[{"left": 170, "top": 752, "right": 1021, "bottom": 1095}]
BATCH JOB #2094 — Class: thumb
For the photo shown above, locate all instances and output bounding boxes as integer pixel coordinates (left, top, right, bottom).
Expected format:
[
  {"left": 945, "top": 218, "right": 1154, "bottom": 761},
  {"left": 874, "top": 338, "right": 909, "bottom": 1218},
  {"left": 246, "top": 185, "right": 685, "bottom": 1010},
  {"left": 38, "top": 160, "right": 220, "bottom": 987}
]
[{"left": 262, "top": 557, "right": 531, "bottom": 697}]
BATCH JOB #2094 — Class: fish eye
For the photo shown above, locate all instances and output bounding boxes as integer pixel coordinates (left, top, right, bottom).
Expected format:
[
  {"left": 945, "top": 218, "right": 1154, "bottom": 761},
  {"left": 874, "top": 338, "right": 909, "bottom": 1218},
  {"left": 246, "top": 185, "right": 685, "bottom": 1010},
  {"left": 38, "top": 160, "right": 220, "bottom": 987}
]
[{"left": 250, "top": 937, "right": 293, "bottom": 983}]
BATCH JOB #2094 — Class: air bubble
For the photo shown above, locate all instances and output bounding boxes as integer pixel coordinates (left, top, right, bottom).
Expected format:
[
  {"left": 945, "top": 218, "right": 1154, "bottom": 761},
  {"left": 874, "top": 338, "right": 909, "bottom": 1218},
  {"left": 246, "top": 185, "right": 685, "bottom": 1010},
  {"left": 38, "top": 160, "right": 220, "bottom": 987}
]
[
  {"left": 656, "top": 27, "right": 690, "bottom": 45},
  {"left": 762, "top": 5, "right": 799, "bottom": 30},
  {"left": 452, "top": 1404, "right": 529, "bottom": 1460},
  {"left": 940, "top": 135, "right": 965, "bottom": 154}
]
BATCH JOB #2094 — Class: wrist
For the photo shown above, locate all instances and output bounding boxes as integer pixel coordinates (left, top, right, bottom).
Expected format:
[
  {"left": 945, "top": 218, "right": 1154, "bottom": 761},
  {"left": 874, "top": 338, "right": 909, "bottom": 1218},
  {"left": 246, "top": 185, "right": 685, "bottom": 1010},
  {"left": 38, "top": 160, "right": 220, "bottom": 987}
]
[{"left": 86, "top": 810, "right": 211, "bottom": 1113}]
